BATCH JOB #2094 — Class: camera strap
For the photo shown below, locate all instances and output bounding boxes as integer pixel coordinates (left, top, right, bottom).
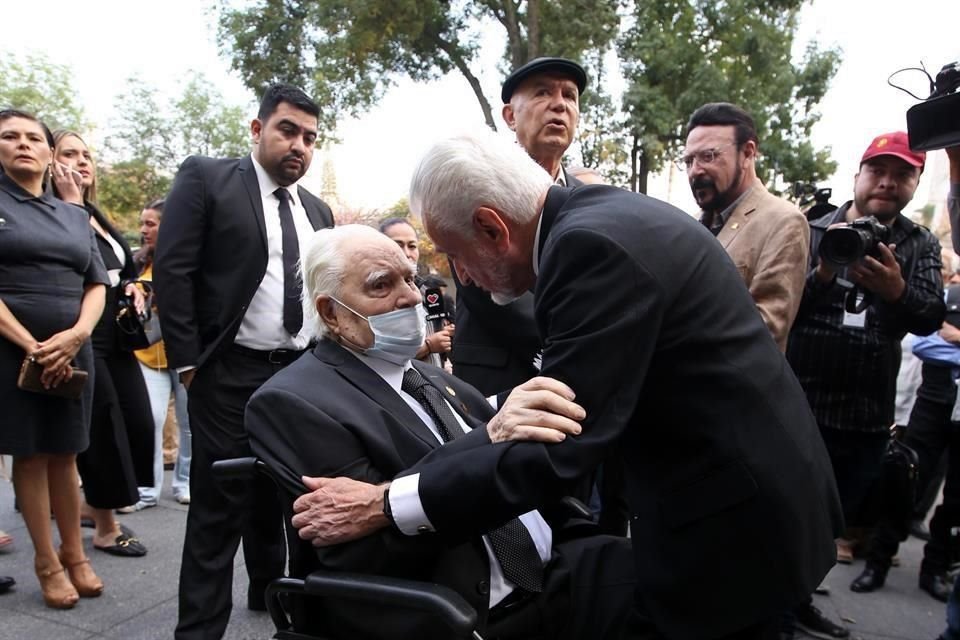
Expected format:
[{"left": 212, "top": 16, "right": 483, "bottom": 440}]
[{"left": 843, "top": 284, "right": 873, "bottom": 315}]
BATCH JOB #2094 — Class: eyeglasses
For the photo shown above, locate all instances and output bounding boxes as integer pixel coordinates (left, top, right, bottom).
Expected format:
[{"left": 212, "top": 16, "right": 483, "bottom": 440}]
[{"left": 676, "top": 143, "right": 734, "bottom": 171}]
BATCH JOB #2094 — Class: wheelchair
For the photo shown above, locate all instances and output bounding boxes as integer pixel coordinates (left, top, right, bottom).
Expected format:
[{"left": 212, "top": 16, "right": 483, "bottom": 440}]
[{"left": 211, "top": 457, "right": 485, "bottom": 640}]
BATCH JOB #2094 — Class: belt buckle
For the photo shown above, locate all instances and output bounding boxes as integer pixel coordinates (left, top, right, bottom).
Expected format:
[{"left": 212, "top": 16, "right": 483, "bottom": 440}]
[{"left": 267, "top": 349, "right": 287, "bottom": 365}]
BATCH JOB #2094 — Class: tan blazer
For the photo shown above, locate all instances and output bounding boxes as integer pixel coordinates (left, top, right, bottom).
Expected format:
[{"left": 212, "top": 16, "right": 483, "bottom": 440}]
[{"left": 715, "top": 179, "right": 809, "bottom": 351}]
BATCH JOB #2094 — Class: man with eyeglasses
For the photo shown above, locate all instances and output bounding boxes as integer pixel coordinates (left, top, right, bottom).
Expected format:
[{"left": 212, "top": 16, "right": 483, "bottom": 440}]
[{"left": 682, "top": 102, "right": 809, "bottom": 352}]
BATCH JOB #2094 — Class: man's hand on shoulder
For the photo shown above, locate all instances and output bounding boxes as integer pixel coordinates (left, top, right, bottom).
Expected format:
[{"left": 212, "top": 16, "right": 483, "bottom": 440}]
[
  {"left": 292, "top": 476, "right": 389, "bottom": 546},
  {"left": 487, "top": 376, "right": 585, "bottom": 444}
]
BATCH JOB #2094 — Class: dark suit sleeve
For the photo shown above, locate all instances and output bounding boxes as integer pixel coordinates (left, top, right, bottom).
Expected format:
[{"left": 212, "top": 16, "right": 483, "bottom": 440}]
[
  {"left": 154, "top": 156, "right": 207, "bottom": 369},
  {"left": 412, "top": 227, "right": 661, "bottom": 537},
  {"left": 246, "top": 385, "right": 448, "bottom": 576}
]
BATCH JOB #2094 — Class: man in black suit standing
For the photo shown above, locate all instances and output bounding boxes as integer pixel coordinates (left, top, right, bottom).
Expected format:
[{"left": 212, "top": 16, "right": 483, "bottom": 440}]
[
  {"left": 291, "top": 130, "right": 844, "bottom": 640},
  {"left": 154, "top": 84, "right": 334, "bottom": 640},
  {"left": 246, "top": 224, "right": 636, "bottom": 639},
  {"left": 451, "top": 57, "right": 586, "bottom": 399}
]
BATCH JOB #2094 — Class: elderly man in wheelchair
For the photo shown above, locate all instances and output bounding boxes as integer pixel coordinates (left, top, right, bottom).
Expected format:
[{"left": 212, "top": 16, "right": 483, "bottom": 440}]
[{"left": 240, "top": 225, "right": 635, "bottom": 640}]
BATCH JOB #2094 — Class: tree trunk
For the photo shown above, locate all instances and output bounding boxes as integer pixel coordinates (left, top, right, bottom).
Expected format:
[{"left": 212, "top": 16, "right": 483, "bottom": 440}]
[
  {"left": 502, "top": 0, "right": 525, "bottom": 68},
  {"left": 437, "top": 40, "right": 498, "bottom": 131},
  {"left": 526, "top": 0, "right": 540, "bottom": 60},
  {"left": 630, "top": 135, "right": 639, "bottom": 192}
]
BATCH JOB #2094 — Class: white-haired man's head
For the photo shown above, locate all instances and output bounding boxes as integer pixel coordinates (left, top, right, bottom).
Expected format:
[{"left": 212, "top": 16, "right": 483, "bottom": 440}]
[
  {"left": 408, "top": 130, "right": 552, "bottom": 305},
  {"left": 302, "top": 224, "right": 420, "bottom": 339},
  {"left": 409, "top": 129, "right": 552, "bottom": 239}
]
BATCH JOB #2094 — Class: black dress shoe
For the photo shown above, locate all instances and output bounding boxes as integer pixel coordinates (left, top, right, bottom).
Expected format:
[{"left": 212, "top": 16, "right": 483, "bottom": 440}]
[
  {"left": 794, "top": 603, "right": 850, "bottom": 639},
  {"left": 850, "top": 564, "right": 887, "bottom": 592},
  {"left": 919, "top": 572, "right": 952, "bottom": 602},
  {"left": 0, "top": 576, "right": 15, "bottom": 594}
]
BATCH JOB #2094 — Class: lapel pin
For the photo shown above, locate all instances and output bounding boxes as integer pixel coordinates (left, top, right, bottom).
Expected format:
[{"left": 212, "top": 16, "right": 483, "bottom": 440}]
[
  {"left": 731, "top": 222, "right": 740, "bottom": 230},
  {"left": 445, "top": 386, "right": 456, "bottom": 396}
]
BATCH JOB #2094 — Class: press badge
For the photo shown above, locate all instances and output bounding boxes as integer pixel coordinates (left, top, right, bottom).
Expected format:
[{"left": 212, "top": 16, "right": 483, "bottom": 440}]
[{"left": 843, "top": 293, "right": 867, "bottom": 328}]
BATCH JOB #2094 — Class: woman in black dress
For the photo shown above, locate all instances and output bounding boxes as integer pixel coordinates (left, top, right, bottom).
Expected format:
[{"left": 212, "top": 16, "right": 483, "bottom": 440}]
[
  {"left": 0, "top": 110, "right": 108, "bottom": 608},
  {"left": 52, "top": 130, "right": 152, "bottom": 557}
]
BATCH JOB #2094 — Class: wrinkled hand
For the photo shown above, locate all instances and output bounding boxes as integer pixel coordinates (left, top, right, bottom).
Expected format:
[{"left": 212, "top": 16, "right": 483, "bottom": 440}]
[
  {"left": 292, "top": 476, "right": 389, "bottom": 547},
  {"left": 849, "top": 243, "right": 905, "bottom": 302},
  {"left": 34, "top": 328, "right": 84, "bottom": 386},
  {"left": 50, "top": 162, "right": 84, "bottom": 205},
  {"left": 125, "top": 283, "right": 147, "bottom": 316},
  {"left": 487, "top": 376, "right": 585, "bottom": 444},
  {"left": 941, "top": 322, "right": 960, "bottom": 345},
  {"left": 425, "top": 324, "right": 455, "bottom": 354}
]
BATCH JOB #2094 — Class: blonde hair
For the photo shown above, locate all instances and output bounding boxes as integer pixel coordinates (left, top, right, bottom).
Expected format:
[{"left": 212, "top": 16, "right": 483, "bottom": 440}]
[{"left": 52, "top": 129, "right": 97, "bottom": 205}]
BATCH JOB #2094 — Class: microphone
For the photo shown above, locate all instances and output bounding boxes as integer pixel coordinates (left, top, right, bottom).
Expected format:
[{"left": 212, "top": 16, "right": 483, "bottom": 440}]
[{"left": 423, "top": 287, "right": 449, "bottom": 367}]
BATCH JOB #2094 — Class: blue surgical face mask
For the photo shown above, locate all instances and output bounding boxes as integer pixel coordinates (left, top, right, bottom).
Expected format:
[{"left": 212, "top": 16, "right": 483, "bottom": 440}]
[{"left": 332, "top": 298, "right": 426, "bottom": 365}]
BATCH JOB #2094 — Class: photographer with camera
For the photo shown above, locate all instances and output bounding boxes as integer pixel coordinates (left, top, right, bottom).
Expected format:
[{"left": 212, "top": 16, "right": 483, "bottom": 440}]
[{"left": 787, "top": 131, "right": 945, "bottom": 591}]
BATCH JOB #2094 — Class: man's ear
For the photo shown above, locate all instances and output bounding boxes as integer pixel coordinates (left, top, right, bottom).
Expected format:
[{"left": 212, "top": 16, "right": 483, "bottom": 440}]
[
  {"left": 502, "top": 103, "right": 517, "bottom": 132},
  {"left": 250, "top": 118, "right": 263, "bottom": 144},
  {"left": 474, "top": 207, "right": 510, "bottom": 253},
  {"left": 316, "top": 295, "right": 339, "bottom": 335},
  {"left": 742, "top": 140, "right": 758, "bottom": 162}
]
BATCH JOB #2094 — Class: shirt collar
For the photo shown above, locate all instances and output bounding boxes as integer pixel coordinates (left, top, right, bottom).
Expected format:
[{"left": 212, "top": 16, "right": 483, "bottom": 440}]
[
  {"left": 250, "top": 154, "right": 301, "bottom": 208},
  {"left": 701, "top": 186, "right": 752, "bottom": 231},
  {"left": 554, "top": 167, "right": 567, "bottom": 186},
  {"left": 532, "top": 210, "right": 545, "bottom": 276},
  {"left": 342, "top": 344, "right": 412, "bottom": 392},
  {"left": 0, "top": 173, "right": 59, "bottom": 208}
]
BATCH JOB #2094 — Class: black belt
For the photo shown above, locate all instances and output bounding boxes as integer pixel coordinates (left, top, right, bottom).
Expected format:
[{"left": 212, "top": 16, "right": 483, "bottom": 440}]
[{"left": 230, "top": 344, "right": 307, "bottom": 365}]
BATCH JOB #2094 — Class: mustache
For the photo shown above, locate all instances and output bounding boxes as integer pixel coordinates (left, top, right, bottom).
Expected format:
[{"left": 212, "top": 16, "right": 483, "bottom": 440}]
[
  {"left": 282, "top": 152, "right": 304, "bottom": 164},
  {"left": 691, "top": 178, "right": 715, "bottom": 191}
]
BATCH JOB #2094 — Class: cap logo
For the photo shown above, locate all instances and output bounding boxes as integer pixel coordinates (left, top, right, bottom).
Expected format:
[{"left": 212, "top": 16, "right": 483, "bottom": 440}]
[{"left": 877, "top": 138, "right": 888, "bottom": 147}]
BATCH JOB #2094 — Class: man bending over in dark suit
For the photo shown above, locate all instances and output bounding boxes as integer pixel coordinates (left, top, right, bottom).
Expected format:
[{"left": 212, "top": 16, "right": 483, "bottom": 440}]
[
  {"left": 291, "top": 130, "right": 844, "bottom": 640},
  {"left": 245, "top": 224, "right": 637, "bottom": 640}
]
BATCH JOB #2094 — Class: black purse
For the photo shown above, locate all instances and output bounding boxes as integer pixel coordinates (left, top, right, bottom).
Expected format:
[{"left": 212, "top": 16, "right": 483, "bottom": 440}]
[{"left": 116, "top": 281, "right": 162, "bottom": 351}]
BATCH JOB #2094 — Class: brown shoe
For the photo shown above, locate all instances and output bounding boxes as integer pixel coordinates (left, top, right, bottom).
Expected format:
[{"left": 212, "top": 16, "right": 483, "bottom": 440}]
[
  {"left": 35, "top": 564, "right": 79, "bottom": 609},
  {"left": 59, "top": 551, "right": 103, "bottom": 598}
]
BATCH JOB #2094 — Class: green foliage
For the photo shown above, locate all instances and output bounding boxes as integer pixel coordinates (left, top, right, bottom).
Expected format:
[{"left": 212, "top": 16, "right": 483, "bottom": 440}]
[
  {"left": 98, "top": 72, "right": 251, "bottom": 226},
  {"left": 0, "top": 52, "right": 88, "bottom": 132},
  {"left": 618, "top": 0, "right": 840, "bottom": 193},
  {"left": 216, "top": 0, "right": 620, "bottom": 135}
]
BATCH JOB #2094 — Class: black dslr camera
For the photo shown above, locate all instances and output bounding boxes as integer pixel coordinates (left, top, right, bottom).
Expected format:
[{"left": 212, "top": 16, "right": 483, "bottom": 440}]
[
  {"left": 819, "top": 216, "right": 891, "bottom": 266},
  {"left": 906, "top": 61, "right": 960, "bottom": 151}
]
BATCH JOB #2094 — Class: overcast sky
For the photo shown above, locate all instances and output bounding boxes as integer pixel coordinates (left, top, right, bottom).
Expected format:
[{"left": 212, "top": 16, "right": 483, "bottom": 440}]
[{"left": 3, "top": 0, "right": 958, "bottom": 214}]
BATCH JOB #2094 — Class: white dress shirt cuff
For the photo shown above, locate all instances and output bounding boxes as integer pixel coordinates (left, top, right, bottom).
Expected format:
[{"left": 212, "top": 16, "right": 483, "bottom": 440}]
[{"left": 389, "top": 473, "right": 435, "bottom": 535}]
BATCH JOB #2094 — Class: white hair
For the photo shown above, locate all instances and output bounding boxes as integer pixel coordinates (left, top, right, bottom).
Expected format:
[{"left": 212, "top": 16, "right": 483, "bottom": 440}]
[
  {"left": 301, "top": 224, "right": 387, "bottom": 338},
  {"left": 408, "top": 128, "right": 553, "bottom": 238}
]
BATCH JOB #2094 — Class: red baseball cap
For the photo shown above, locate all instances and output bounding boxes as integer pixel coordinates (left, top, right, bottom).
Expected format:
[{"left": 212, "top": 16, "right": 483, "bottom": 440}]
[{"left": 860, "top": 131, "right": 925, "bottom": 169}]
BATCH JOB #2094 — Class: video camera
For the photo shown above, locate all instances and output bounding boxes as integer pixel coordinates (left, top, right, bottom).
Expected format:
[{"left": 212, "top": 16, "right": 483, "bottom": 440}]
[
  {"left": 792, "top": 183, "right": 837, "bottom": 221},
  {"left": 904, "top": 61, "right": 960, "bottom": 151},
  {"left": 819, "top": 216, "right": 891, "bottom": 266}
]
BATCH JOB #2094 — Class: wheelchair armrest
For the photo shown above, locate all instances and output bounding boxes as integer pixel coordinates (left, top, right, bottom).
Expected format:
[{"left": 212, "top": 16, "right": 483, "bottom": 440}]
[
  {"left": 210, "top": 457, "right": 258, "bottom": 480},
  {"left": 305, "top": 571, "right": 477, "bottom": 633},
  {"left": 265, "top": 571, "right": 479, "bottom": 638}
]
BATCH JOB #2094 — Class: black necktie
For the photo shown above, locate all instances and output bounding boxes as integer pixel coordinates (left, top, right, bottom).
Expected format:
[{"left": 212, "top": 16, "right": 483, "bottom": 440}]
[
  {"left": 274, "top": 188, "right": 302, "bottom": 335},
  {"left": 401, "top": 367, "right": 544, "bottom": 593}
]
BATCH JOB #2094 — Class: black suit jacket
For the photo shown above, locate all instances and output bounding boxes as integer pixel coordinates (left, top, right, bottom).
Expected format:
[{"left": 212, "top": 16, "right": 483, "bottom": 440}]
[
  {"left": 245, "top": 340, "right": 500, "bottom": 638},
  {"left": 409, "top": 185, "right": 844, "bottom": 639},
  {"left": 450, "top": 169, "right": 582, "bottom": 397},
  {"left": 154, "top": 155, "right": 334, "bottom": 370}
]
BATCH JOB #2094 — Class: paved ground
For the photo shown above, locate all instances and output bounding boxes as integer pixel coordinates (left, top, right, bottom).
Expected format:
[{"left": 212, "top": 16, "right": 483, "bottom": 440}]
[{"left": 0, "top": 466, "right": 952, "bottom": 639}]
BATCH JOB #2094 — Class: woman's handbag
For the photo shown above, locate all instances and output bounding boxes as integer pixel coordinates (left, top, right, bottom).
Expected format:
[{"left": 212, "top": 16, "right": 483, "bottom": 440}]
[
  {"left": 17, "top": 356, "right": 88, "bottom": 400},
  {"left": 116, "top": 281, "right": 162, "bottom": 351}
]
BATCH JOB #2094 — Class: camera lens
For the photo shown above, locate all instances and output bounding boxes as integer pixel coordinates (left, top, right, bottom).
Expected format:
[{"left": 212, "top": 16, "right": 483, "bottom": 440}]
[{"left": 820, "top": 228, "right": 866, "bottom": 266}]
